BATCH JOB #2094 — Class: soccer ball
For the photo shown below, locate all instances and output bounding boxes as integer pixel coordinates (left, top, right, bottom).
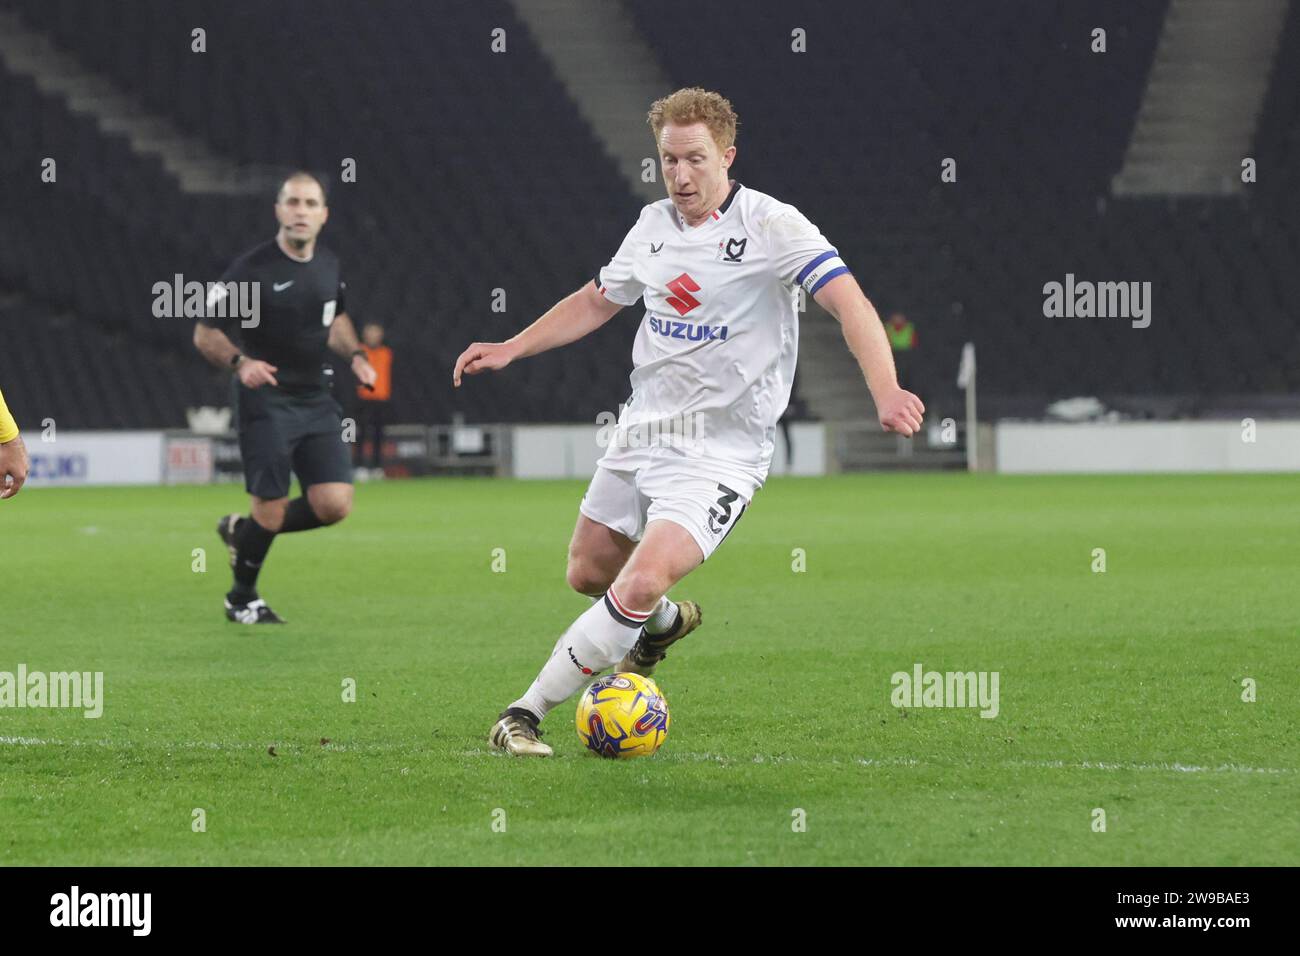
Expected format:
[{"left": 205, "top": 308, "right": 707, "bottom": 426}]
[{"left": 575, "top": 672, "right": 670, "bottom": 759}]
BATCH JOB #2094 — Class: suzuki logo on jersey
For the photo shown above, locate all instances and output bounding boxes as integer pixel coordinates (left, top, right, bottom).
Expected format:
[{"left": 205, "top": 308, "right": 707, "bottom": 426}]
[
  {"left": 719, "top": 237, "right": 747, "bottom": 263},
  {"left": 648, "top": 316, "right": 729, "bottom": 342},
  {"left": 665, "top": 273, "right": 701, "bottom": 316}
]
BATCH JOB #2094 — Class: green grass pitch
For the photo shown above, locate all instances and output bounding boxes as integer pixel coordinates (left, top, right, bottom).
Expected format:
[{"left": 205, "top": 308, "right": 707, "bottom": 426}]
[{"left": 1, "top": 473, "right": 1296, "bottom": 865}]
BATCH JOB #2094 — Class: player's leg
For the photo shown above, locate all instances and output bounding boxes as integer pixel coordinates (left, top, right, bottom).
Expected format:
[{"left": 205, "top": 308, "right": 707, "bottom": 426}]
[
  {"left": 565, "top": 513, "right": 636, "bottom": 597},
  {"left": 500, "top": 518, "right": 702, "bottom": 741},
  {"left": 490, "top": 468, "right": 642, "bottom": 755},
  {"left": 608, "top": 518, "right": 704, "bottom": 612},
  {"left": 491, "top": 469, "right": 717, "bottom": 756},
  {"left": 617, "top": 477, "right": 749, "bottom": 674},
  {"left": 236, "top": 478, "right": 351, "bottom": 539},
  {"left": 219, "top": 386, "right": 293, "bottom": 623},
  {"left": 566, "top": 469, "right": 685, "bottom": 635},
  {"left": 281, "top": 393, "right": 354, "bottom": 529},
  {"left": 250, "top": 496, "right": 289, "bottom": 530},
  {"left": 304, "top": 481, "right": 352, "bottom": 524},
  {"left": 218, "top": 391, "right": 351, "bottom": 624},
  {"left": 218, "top": 480, "right": 349, "bottom": 625},
  {"left": 218, "top": 493, "right": 290, "bottom": 624},
  {"left": 219, "top": 475, "right": 349, "bottom": 560}
]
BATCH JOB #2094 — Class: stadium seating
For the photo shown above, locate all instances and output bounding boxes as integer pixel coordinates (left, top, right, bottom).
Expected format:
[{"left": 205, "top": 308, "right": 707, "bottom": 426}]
[
  {"left": 1, "top": 0, "right": 640, "bottom": 428},
  {"left": 631, "top": 0, "right": 1298, "bottom": 416},
  {"left": 1, "top": 0, "right": 1296, "bottom": 429}
]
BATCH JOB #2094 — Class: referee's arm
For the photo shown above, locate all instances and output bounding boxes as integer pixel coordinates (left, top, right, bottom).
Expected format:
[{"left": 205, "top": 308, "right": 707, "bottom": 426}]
[
  {"left": 0, "top": 385, "right": 29, "bottom": 499},
  {"left": 193, "top": 323, "right": 279, "bottom": 388},
  {"left": 327, "top": 312, "right": 378, "bottom": 389}
]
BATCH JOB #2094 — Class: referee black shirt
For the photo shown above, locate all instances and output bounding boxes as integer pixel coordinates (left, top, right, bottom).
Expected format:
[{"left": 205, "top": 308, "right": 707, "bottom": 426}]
[{"left": 201, "top": 238, "right": 347, "bottom": 393}]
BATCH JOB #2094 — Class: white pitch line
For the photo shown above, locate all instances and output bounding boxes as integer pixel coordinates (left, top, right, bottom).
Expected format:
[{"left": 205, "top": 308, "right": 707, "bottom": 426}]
[
  {"left": 858, "top": 757, "right": 1294, "bottom": 775},
  {"left": 0, "top": 737, "right": 1293, "bottom": 775},
  {"left": 0, "top": 736, "right": 403, "bottom": 752},
  {"left": 1007, "top": 759, "right": 1294, "bottom": 775}
]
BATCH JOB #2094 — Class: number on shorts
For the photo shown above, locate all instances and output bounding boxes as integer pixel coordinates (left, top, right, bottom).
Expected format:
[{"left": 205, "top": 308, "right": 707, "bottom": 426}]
[{"left": 709, "top": 484, "right": 740, "bottom": 528}]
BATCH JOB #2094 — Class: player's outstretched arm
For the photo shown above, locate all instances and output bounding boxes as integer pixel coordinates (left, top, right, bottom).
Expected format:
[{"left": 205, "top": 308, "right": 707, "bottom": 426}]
[
  {"left": 813, "top": 273, "right": 925, "bottom": 437},
  {"left": 453, "top": 281, "right": 623, "bottom": 387}
]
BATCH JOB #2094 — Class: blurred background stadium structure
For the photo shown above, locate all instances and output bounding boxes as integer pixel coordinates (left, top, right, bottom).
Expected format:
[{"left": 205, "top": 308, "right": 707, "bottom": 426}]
[{"left": 1, "top": 0, "right": 1297, "bottom": 482}]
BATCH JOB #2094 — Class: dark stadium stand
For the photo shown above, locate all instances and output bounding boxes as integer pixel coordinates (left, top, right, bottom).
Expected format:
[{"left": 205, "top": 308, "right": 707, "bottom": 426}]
[
  {"left": 631, "top": 0, "right": 1299, "bottom": 416},
  {"left": 1, "top": 0, "right": 1297, "bottom": 431},
  {"left": 629, "top": 0, "right": 1172, "bottom": 413},
  {"left": 1, "top": 0, "right": 640, "bottom": 428}
]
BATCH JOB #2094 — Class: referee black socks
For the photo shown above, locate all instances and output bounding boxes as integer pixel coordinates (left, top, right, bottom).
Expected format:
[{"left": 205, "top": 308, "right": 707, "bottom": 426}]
[
  {"left": 227, "top": 499, "right": 325, "bottom": 601},
  {"left": 230, "top": 516, "right": 276, "bottom": 599},
  {"left": 279, "top": 497, "right": 325, "bottom": 533}
]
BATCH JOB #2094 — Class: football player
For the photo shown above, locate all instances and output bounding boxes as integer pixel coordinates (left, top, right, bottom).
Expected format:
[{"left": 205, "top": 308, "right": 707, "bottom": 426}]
[{"left": 455, "top": 89, "right": 923, "bottom": 754}]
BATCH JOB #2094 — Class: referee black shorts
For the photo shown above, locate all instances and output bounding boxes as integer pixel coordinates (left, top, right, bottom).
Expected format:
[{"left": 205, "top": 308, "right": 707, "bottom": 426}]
[{"left": 233, "top": 382, "right": 352, "bottom": 500}]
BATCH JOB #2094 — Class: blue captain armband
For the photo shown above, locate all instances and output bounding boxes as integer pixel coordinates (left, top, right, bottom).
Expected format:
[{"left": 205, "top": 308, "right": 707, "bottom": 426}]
[{"left": 796, "top": 250, "right": 851, "bottom": 295}]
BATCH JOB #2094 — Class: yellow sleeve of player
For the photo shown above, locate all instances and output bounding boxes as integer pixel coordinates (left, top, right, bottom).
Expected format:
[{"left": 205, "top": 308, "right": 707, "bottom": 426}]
[{"left": 0, "top": 385, "right": 19, "bottom": 443}]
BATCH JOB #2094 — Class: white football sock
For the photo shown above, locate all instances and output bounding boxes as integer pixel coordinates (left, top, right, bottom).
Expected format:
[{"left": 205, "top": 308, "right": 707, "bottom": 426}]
[
  {"left": 644, "top": 596, "right": 679, "bottom": 635},
  {"left": 513, "top": 590, "right": 651, "bottom": 721}
]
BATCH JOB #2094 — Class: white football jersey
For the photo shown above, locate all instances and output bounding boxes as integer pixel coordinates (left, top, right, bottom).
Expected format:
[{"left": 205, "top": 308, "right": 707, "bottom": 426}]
[{"left": 595, "top": 182, "right": 849, "bottom": 497}]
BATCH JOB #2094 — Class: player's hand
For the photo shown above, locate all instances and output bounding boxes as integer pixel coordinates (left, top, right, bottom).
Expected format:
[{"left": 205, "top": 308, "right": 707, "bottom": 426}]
[
  {"left": 453, "top": 341, "right": 517, "bottom": 387},
  {"left": 237, "top": 358, "right": 279, "bottom": 389},
  {"left": 351, "top": 354, "right": 378, "bottom": 389},
  {"left": 0, "top": 433, "right": 29, "bottom": 499},
  {"left": 875, "top": 386, "right": 925, "bottom": 437}
]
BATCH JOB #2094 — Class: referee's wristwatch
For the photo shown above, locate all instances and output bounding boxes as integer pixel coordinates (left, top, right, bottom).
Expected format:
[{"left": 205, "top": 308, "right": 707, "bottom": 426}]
[{"left": 231, "top": 353, "right": 245, "bottom": 369}]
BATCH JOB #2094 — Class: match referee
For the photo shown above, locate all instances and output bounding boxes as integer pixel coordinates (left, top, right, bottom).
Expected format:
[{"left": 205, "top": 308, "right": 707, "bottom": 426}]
[{"left": 193, "top": 171, "right": 377, "bottom": 624}]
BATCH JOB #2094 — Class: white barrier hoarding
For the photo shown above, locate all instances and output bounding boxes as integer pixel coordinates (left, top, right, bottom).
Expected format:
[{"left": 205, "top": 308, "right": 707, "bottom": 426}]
[
  {"left": 25, "top": 431, "right": 165, "bottom": 487},
  {"left": 996, "top": 420, "right": 1300, "bottom": 473},
  {"left": 163, "top": 435, "right": 215, "bottom": 484}
]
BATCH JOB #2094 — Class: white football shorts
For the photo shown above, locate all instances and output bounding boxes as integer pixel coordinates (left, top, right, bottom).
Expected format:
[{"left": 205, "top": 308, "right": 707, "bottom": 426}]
[{"left": 578, "top": 461, "right": 751, "bottom": 562}]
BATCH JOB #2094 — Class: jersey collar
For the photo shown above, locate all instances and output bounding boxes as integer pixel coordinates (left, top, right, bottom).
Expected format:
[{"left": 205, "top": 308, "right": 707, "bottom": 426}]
[
  {"left": 275, "top": 233, "right": 315, "bottom": 263},
  {"left": 677, "top": 180, "right": 743, "bottom": 229},
  {"left": 715, "top": 180, "right": 742, "bottom": 219}
]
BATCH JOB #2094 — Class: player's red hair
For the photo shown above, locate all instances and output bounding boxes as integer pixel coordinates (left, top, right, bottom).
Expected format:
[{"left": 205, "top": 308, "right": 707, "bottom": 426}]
[{"left": 647, "top": 88, "right": 739, "bottom": 151}]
